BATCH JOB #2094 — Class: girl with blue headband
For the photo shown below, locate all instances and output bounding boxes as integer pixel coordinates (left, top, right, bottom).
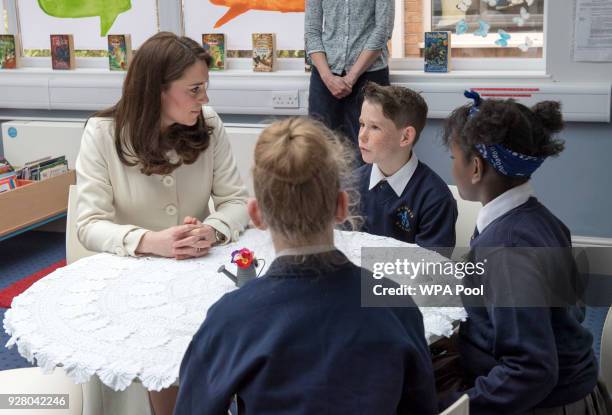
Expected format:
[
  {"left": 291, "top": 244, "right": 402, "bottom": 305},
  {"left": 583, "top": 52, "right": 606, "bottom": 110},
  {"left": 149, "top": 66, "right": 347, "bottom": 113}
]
[{"left": 438, "top": 94, "right": 610, "bottom": 414}]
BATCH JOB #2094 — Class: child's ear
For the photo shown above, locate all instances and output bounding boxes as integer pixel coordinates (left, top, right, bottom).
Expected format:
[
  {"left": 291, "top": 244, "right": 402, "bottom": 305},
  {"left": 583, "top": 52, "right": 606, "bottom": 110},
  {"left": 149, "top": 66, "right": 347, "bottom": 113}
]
[
  {"left": 400, "top": 126, "right": 417, "bottom": 148},
  {"left": 471, "top": 156, "right": 484, "bottom": 184},
  {"left": 247, "top": 198, "right": 267, "bottom": 230},
  {"left": 335, "top": 191, "right": 349, "bottom": 224}
]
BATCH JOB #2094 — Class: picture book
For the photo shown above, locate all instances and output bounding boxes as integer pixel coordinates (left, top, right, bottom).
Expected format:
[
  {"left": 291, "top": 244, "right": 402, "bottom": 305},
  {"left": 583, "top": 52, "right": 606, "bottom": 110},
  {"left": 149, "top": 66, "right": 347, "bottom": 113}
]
[
  {"left": 50, "top": 34, "right": 75, "bottom": 70},
  {"left": 202, "top": 33, "right": 226, "bottom": 71},
  {"left": 0, "top": 34, "right": 19, "bottom": 69},
  {"left": 0, "top": 158, "right": 15, "bottom": 175},
  {"left": 17, "top": 155, "right": 68, "bottom": 181},
  {"left": 424, "top": 31, "right": 451, "bottom": 73},
  {"left": 252, "top": 33, "right": 275, "bottom": 72},
  {"left": 0, "top": 159, "right": 17, "bottom": 192},
  {"left": 0, "top": 173, "right": 17, "bottom": 193},
  {"left": 107, "top": 34, "right": 132, "bottom": 71}
]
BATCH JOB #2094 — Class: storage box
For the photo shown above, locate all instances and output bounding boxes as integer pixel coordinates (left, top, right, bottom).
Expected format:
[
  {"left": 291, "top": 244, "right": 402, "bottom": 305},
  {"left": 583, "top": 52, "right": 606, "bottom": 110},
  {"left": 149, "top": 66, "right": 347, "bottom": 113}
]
[{"left": 0, "top": 170, "right": 76, "bottom": 239}]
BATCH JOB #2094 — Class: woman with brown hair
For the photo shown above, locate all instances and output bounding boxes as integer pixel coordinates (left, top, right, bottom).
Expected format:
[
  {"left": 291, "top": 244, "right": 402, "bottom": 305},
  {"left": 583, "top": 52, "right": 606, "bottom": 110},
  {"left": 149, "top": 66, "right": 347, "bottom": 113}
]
[
  {"left": 76, "top": 31, "right": 248, "bottom": 260},
  {"left": 75, "top": 32, "right": 249, "bottom": 414}
]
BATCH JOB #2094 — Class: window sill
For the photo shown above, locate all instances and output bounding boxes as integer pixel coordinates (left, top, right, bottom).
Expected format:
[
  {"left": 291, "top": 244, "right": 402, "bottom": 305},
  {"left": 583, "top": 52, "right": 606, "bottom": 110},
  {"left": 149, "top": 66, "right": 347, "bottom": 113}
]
[
  {"left": 390, "top": 69, "right": 550, "bottom": 81},
  {"left": 0, "top": 66, "right": 609, "bottom": 122}
]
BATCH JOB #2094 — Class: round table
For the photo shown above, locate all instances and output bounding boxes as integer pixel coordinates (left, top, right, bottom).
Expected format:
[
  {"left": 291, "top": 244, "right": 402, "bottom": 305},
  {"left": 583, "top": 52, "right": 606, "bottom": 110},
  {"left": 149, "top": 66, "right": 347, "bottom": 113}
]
[{"left": 4, "top": 229, "right": 466, "bottom": 392}]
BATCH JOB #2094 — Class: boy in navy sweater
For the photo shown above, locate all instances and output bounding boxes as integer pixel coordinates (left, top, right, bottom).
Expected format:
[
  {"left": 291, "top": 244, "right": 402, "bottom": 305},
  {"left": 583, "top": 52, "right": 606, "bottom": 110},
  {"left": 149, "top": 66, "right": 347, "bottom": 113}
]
[
  {"left": 174, "top": 118, "right": 438, "bottom": 414},
  {"left": 355, "top": 83, "right": 457, "bottom": 250},
  {"left": 440, "top": 92, "right": 609, "bottom": 414}
]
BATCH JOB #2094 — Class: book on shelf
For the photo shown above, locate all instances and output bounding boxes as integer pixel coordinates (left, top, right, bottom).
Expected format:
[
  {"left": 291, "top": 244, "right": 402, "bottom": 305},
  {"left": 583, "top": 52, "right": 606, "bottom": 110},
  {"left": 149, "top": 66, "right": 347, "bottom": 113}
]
[
  {"left": 252, "top": 33, "right": 275, "bottom": 72},
  {"left": 424, "top": 31, "right": 451, "bottom": 73},
  {"left": 0, "top": 158, "right": 16, "bottom": 192},
  {"left": 202, "top": 33, "right": 226, "bottom": 71},
  {"left": 0, "top": 158, "right": 15, "bottom": 175},
  {"left": 0, "top": 34, "right": 20, "bottom": 69},
  {"left": 17, "top": 156, "right": 68, "bottom": 181},
  {"left": 50, "top": 34, "right": 75, "bottom": 70},
  {"left": 107, "top": 34, "right": 132, "bottom": 71},
  {"left": 0, "top": 174, "right": 17, "bottom": 193}
]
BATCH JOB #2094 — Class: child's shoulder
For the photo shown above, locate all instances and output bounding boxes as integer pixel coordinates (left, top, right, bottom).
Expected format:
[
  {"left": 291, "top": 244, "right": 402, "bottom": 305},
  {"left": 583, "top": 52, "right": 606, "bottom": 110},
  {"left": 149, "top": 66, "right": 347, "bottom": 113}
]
[
  {"left": 483, "top": 198, "right": 571, "bottom": 247},
  {"left": 410, "top": 160, "right": 454, "bottom": 204},
  {"left": 414, "top": 160, "right": 449, "bottom": 189}
]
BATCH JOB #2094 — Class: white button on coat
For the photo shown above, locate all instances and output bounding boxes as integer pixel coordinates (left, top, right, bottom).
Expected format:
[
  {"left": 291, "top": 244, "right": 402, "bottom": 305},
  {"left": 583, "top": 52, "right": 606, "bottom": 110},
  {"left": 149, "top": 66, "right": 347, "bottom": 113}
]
[
  {"left": 75, "top": 106, "right": 249, "bottom": 257},
  {"left": 162, "top": 176, "right": 175, "bottom": 187},
  {"left": 165, "top": 204, "right": 178, "bottom": 216}
]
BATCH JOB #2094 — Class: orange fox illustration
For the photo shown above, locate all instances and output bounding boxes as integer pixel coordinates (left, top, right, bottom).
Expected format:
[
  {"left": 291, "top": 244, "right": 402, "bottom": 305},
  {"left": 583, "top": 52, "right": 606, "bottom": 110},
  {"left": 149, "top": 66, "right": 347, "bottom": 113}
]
[{"left": 209, "top": 0, "right": 305, "bottom": 28}]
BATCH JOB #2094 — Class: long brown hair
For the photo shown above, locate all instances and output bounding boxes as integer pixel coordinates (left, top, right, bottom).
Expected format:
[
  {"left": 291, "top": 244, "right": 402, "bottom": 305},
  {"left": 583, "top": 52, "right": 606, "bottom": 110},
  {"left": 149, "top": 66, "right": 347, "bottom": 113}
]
[{"left": 95, "top": 32, "right": 213, "bottom": 175}]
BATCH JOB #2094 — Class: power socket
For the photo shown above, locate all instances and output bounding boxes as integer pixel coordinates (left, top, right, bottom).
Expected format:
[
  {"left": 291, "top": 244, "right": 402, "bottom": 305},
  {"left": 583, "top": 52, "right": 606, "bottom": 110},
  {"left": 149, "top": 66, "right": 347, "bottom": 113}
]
[{"left": 271, "top": 91, "right": 299, "bottom": 108}]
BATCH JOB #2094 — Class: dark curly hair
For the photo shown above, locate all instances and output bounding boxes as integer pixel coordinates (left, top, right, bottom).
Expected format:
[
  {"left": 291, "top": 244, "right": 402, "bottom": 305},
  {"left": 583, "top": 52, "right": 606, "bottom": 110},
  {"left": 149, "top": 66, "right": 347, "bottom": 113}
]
[
  {"left": 95, "top": 32, "right": 213, "bottom": 176},
  {"left": 443, "top": 99, "right": 565, "bottom": 165}
]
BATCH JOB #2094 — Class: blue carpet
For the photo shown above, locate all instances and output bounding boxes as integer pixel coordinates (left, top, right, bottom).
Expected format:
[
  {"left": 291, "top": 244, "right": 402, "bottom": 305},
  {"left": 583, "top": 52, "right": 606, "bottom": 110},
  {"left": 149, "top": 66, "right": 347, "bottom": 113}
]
[
  {"left": 0, "top": 231, "right": 65, "bottom": 371},
  {"left": 0, "top": 308, "right": 34, "bottom": 370},
  {"left": 0, "top": 231, "right": 66, "bottom": 290}
]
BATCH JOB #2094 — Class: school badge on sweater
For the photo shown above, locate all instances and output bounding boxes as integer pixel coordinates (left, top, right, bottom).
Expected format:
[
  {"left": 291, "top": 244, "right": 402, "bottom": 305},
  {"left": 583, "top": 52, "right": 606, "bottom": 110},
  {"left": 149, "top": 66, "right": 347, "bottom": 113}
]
[{"left": 395, "top": 206, "right": 415, "bottom": 232}]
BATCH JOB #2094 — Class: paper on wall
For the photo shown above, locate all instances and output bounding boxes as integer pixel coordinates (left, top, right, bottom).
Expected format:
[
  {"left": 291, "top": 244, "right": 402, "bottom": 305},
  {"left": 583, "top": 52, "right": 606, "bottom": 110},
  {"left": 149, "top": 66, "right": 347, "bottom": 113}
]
[{"left": 573, "top": 0, "right": 612, "bottom": 62}]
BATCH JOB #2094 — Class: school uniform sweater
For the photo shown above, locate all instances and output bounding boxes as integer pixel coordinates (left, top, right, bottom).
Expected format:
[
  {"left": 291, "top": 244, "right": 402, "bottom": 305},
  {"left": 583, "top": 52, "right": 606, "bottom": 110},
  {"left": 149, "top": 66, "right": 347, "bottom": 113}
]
[
  {"left": 355, "top": 158, "right": 457, "bottom": 249},
  {"left": 175, "top": 250, "right": 438, "bottom": 415},
  {"left": 458, "top": 185, "right": 598, "bottom": 415}
]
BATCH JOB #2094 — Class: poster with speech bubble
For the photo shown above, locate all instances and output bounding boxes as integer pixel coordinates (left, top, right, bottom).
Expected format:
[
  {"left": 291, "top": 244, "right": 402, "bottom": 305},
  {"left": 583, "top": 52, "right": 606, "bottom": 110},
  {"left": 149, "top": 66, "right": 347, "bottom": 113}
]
[
  {"left": 183, "top": 0, "right": 305, "bottom": 51},
  {"left": 17, "top": 0, "right": 158, "bottom": 50}
]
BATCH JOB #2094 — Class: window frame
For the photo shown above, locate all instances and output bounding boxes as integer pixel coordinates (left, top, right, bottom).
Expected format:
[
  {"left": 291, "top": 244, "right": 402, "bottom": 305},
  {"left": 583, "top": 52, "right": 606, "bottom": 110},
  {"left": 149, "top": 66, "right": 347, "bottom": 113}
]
[{"left": 389, "top": 0, "right": 547, "bottom": 73}]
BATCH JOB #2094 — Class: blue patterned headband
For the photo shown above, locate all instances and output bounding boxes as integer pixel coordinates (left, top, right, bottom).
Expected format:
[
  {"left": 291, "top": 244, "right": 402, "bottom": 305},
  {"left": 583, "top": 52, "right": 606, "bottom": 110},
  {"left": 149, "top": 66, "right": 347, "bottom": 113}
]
[
  {"left": 474, "top": 143, "right": 545, "bottom": 178},
  {"left": 464, "top": 90, "right": 481, "bottom": 117},
  {"left": 463, "top": 90, "right": 546, "bottom": 178}
]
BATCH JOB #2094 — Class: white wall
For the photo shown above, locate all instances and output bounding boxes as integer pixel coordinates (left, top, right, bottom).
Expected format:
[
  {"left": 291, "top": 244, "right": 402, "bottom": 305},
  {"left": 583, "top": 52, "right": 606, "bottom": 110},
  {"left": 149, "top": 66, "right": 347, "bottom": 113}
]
[{"left": 547, "top": 0, "right": 612, "bottom": 82}]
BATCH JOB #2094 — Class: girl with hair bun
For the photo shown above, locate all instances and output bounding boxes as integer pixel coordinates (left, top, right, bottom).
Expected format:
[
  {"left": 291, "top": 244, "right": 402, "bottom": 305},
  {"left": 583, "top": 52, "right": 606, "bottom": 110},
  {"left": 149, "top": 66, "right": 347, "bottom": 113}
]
[
  {"left": 175, "top": 117, "right": 438, "bottom": 415},
  {"left": 440, "top": 94, "right": 609, "bottom": 414}
]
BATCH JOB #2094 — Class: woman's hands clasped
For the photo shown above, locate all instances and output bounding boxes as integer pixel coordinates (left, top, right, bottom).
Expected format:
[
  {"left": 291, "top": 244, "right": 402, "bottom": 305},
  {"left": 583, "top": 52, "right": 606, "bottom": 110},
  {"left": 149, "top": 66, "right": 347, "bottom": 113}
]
[{"left": 136, "top": 216, "right": 218, "bottom": 260}]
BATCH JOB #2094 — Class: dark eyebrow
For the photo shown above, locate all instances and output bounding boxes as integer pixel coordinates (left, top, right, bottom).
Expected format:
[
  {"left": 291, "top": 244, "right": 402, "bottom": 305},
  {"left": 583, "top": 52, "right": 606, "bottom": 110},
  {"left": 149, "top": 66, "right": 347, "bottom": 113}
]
[{"left": 188, "top": 81, "right": 206, "bottom": 87}]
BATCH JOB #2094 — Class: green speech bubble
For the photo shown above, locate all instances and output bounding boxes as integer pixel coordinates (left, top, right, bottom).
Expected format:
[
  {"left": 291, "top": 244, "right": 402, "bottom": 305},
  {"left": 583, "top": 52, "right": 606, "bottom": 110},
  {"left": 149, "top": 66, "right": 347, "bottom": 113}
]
[{"left": 38, "top": 0, "right": 132, "bottom": 36}]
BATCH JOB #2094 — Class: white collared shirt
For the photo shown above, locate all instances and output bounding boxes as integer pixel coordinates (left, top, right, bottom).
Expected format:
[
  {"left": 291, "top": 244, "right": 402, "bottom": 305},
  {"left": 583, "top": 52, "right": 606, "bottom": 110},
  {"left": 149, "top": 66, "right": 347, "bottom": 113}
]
[
  {"left": 275, "top": 244, "right": 336, "bottom": 258},
  {"left": 476, "top": 182, "right": 534, "bottom": 234},
  {"left": 368, "top": 155, "right": 419, "bottom": 197}
]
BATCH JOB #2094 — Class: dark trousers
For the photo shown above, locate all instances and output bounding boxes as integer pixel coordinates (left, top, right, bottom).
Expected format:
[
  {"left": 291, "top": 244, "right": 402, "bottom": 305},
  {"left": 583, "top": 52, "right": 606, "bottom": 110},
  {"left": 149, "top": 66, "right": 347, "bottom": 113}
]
[{"left": 308, "top": 66, "right": 390, "bottom": 165}]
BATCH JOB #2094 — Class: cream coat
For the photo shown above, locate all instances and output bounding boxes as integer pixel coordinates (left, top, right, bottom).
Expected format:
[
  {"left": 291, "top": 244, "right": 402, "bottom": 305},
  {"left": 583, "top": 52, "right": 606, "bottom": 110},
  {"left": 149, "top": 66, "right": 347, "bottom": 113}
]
[{"left": 75, "top": 106, "right": 249, "bottom": 257}]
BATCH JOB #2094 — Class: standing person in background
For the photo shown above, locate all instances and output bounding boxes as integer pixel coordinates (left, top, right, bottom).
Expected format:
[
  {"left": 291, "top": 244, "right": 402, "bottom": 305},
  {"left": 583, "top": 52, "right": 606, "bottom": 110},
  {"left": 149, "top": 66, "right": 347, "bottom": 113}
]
[{"left": 305, "top": 0, "right": 394, "bottom": 164}]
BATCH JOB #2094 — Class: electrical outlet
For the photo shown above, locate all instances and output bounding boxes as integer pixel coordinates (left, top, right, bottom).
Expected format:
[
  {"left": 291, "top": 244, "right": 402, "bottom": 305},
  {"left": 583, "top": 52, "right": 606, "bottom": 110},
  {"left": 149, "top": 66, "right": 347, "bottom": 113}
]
[{"left": 272, "top": 91, "right": 299, "bottom": 108}]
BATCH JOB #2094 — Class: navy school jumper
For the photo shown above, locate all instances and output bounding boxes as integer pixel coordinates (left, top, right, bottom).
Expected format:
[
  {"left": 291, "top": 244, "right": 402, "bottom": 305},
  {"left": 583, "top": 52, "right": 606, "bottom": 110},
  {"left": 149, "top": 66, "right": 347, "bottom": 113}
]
[
  {"left": 355, "top": 162, "right": 457, "bottom": 250},
  {"left": 175, "top": 251, "right": 438, "bottom": 415},
  {"left": 458, "top": 197, "right": 598, "bottom": 414}
]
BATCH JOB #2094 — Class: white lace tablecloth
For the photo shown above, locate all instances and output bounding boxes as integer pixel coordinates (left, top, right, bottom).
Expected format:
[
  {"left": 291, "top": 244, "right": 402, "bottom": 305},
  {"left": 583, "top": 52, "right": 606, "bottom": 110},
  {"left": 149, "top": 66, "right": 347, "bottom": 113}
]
[{"left": 3, "top": 229, "right": 466, "bottom": 392}]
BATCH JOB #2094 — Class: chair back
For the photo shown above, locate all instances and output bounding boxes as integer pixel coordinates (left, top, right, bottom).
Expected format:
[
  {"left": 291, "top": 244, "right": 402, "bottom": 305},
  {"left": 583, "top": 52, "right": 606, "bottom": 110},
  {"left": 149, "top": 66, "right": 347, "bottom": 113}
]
[
  {"left": 66, "top": 185, "right": 96, "bottom": 264},
  {"left": 440, "top": 394, "right": 469, "bottom": 415},
  {"left": 601, "top": 306, "right": 612, "bottom": 393},
  {"left": 0, "top": 367, "right": 83, "bottom": 414},
  {"left": 448, "top": 185, "right": 481, "bottom": 248}
]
